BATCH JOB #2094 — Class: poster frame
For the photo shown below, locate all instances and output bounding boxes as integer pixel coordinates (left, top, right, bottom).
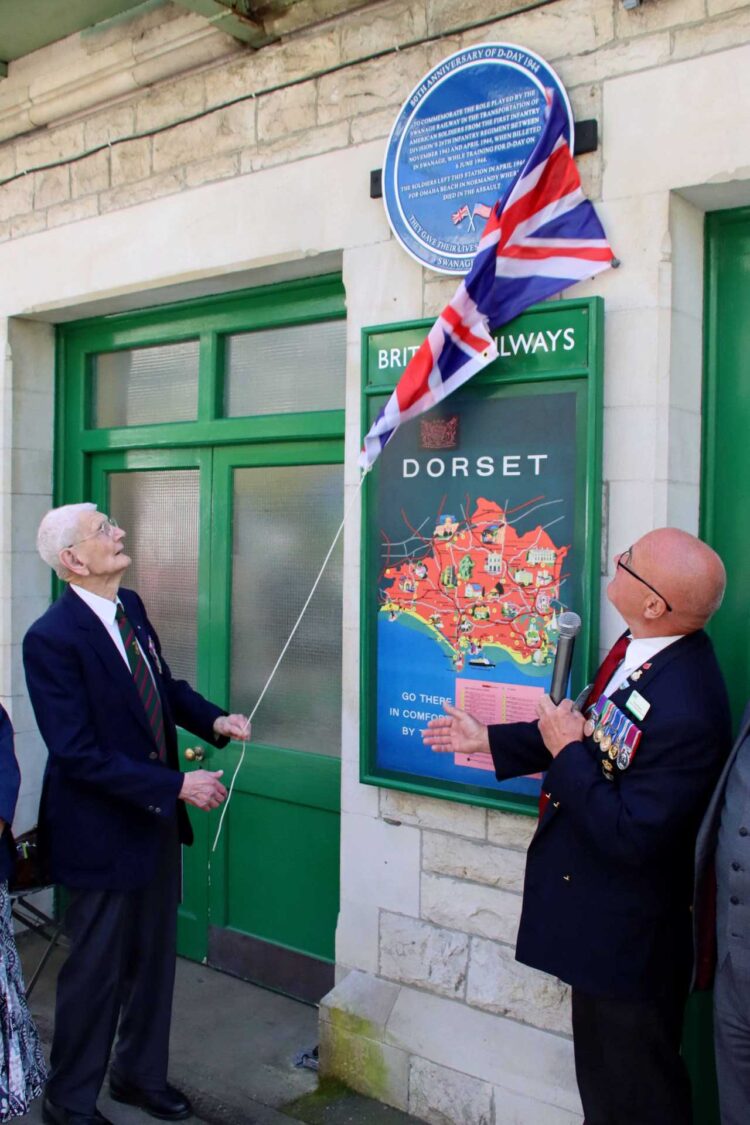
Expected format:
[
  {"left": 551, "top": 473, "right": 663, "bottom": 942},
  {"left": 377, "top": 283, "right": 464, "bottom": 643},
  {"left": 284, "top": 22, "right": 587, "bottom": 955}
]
[{"left": 359, "top": 296, "right": 604, "bottom": 814}]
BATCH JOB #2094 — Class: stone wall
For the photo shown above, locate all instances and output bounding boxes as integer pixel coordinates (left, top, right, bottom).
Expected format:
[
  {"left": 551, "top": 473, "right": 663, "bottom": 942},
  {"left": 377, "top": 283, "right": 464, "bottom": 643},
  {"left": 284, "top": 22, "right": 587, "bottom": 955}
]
[{"left": 1, "top": 0, "right": 750, "bottom": 1121}]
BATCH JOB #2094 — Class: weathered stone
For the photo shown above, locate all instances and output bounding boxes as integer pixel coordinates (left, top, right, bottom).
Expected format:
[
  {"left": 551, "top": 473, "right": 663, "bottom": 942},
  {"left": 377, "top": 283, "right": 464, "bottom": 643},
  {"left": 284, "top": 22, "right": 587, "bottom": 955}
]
[
  {"left": 83, "top": 104, "right": 136, "bottom": 151},
  {"left": 71, "top": 149, "right": 110, "bottom": 198},
  {"left": 409, "top": 1056, "right": 492, "bottom": 1125},
  {"left": 463, "top": 0, "right": 615, "bottom": 60},
  {"left": 0, "top": 146, "right": 16, "bottom": 182},
  {"left": 246, "top": 121, "right": 349, "bottom": 172},
  {"left": 15, "top": 122, "right": 85, "bottom": 174},
  {"left": 467, "top": 937, "right": 572, "bottom": 1034},
  {"left": 135, "top": 74, "right": 205, "bottom": 135},
  {"left": 33, "top": 166, "right": 70, "bottom": 209},
  {"left": 421, "top": 873, "right": 522, "bottom": 944},
  {"left": 423, "top": 832, "right": 526, "bottom": 892},
  {"left": 99, "top": 170, "right": 184, "bottom": 214},
  {"left": 486, "top": 810, "right": 536, "bottom": 851},
  {"left": 257, "top": 85, "right": 316, "bottom": 143},
  {"left": 672, "top": 6, "right": 750, "bottom": 60},
  {"left": 557, "top": 32, "right": 671, "bottom": 86},
  {"left": 110, "top": 137, "right": 152, "bottom": 186},
  {"left": 9, "top": 211, "right": 46, "bottom": 239},
  {"left": 184, "top": 154, "right": 240, "bottom": 189},
  {"left": 0, "top": 175, "right": 33, "bottom": 222},
  {"left": 153, "top": 103, "right": 255, "bottom": 174},
  {"left": 340, "top": 0, "right": 428, "bottom": 63},
  {"left": 380, "top": 788, "right": 486, "bottom": 839},
  {"left": 319, "top": 1023, "right": 409, "bottom": 1111},
  {"left": 317, "top": 48, "right": 430, "bottom": 126},
  {"left": 380, "top": 911, "right": 468, "bottom": 998},
  {"left": 708, "top": 0, "right": 748, "bottom": 13},
  {"left": 350, "top": 107, "right": 396, "bottom": 145},
  {"left": 492, "top": 1084, "right": 582, "bottom": 1124},
  {"left": 46, "top": 196, "right": 99, "bottom": 229},
  {"left": 615, "top": 0, "right": 704, "bottom": 38}
]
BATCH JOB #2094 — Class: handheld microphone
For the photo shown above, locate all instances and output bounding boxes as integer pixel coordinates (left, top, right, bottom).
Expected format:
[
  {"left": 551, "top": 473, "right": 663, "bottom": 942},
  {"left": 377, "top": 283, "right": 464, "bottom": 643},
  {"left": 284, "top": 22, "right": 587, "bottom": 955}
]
[{"left": 549, "top": 611, "right": 582, "bottom": 705}]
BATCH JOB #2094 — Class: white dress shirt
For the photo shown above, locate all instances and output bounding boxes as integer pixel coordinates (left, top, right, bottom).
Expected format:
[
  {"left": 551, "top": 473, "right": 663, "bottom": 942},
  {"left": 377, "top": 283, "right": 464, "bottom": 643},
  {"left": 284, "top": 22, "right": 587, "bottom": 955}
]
[
  {"left": 70, "top": 584, "right": 156, "bottom": 684},
  {"left": 603, "top": 634, "right": 682, "bottom": 697}
]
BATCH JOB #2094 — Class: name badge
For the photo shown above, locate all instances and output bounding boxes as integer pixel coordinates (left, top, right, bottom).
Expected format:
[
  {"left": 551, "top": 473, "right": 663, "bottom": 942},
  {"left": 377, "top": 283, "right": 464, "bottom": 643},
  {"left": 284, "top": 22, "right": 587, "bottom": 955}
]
[{"left": 626, "top": 690, "right": 650, "bottom": 721}]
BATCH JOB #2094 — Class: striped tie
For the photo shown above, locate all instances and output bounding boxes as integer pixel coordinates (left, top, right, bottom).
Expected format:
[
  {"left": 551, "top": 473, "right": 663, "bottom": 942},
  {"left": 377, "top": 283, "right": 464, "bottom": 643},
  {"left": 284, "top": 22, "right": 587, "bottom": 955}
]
[{"left": 116, "top": 604, "right": 166, "bottom": 761}]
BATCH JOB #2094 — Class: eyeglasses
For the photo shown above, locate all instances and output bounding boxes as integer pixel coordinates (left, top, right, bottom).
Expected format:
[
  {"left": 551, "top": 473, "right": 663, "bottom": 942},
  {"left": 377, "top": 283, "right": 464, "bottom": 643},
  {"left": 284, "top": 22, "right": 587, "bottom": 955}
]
[
  {"left": 617, "top": 546, "right": 673, "bottom": 613},
  {"left": 67, "top": 516, "right": 119, "bottom": 549}
]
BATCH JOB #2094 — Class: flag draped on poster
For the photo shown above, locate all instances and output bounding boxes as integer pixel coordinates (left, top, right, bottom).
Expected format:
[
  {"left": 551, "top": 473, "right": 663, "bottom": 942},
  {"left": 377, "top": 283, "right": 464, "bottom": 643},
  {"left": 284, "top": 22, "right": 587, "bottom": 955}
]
[{"left": 359, "top": 92, "right": 615, "bottom": 470}]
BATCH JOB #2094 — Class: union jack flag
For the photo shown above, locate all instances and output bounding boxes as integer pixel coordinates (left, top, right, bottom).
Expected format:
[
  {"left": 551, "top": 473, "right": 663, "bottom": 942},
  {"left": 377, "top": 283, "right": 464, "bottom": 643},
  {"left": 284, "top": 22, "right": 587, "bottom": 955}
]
[
  {"left": 359, "top": 92, "right": 615, "bottom": 470},
  {"left": 451, "top": 204, "right": 470, "bottom": 225}
]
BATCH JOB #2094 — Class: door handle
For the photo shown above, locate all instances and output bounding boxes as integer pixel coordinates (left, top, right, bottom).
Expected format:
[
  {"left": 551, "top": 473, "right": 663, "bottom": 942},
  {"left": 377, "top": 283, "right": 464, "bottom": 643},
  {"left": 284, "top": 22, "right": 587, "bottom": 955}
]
[{"left": 184, "top": 746, "right": 205, "bottom": 762}]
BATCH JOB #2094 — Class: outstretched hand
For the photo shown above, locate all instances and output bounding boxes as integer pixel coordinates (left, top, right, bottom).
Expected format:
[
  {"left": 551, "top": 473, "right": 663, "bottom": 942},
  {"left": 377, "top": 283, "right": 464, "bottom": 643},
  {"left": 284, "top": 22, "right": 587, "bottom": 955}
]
[
  {"left": 422, "top": 701, "right": 490, "bottom": 757},
  {"left": 214, "top": 713, "right": 251, "bottom": 741}
]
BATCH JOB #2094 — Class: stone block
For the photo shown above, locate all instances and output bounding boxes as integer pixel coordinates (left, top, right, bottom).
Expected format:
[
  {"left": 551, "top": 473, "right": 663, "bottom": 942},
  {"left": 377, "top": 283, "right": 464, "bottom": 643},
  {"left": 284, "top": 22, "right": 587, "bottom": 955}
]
[
  {"left": 111, "top": 137, "right": 152, "bottom": 186},
  {"left": 0, "top": 176, "right": 34, "bottom": 222},
  {"left": 462, "top": 0, "right": 615, "bottom": 60},
  {"left": 135, "top": 75, "right": 206, "bottom": 135},
  {"left": 12, "top": 392, "right": 53, "bottom": 452},
  {"left": 319, "top": 1021, "right": 409, "bottom": 1111},
  {"left": 184, "top": 154, "right": 239, "bottom": 189},
  {"left": 336, "top": 897, "right": 380, "bottom": 975},
  {"left": 492, "top": 1084, "right": 582, "bottom": 1124},
  {"left": 46, "top": 196, "right": 99, "bottom": 229},
  {"left": 615, "top": 0, "right": 705, "bottom": 38},
  {"left": 7, "top": 320, "right": 54, "bottom": 395},
  {"left": 667, "top": 408, "right": 701, "bottom": 485},
  {"left": 380, "top": 911, "right": 468, "bottom": 998},
  {"left": 466, "top": 937, "right": 572, "bottom": 1034},
  {"left": 83, "top": 104, "right": 136, "bottom": 151},
  {"left": 668, "top": 309, "right": 702, "bottom": 414},
  {"left": 556, "top": 32, "right": 671, "bottom": 86},
  {"left": 11, "top": 449, "right": 52, "bottom": 496},
  {"left": 422, "top": 832, "right": 526, "bottom": 892},
  {"left": 423, "top": 275, "right": 457, "bottom": 317},
  {"left": 426, "top": 0, "right": 522, "bottom": 37},
  {"left": 246, "top": 121, "right": 349, "bottom": 172},
  {"left": 15, "top": 122, "right": 85, "bottom": 174},
  {"left": 385, "top": 985, "right": 580, "bottom": 1110},
  {"left": 9, "top": 212, "right": 46, "bottom": 239},
  {"left": 320, "top": 967, "right": 400, "bottom": 1037},
  {"left": 379, "top": 788, "right": 486, "bottom": 839},
  {"left": 590, "top": 195, "right": 668, "bottom": 313},
  {"left": 340, "top": 0, "right": 428, "bottom": 63},
  {"left": 0, "top": 147, "right": 16, "bottom": 181},
  {"left": 152, "top": 103, "right": 255, "bottom": 174},
  {"left": 672, "top": 6, "right": 750, "bottom": 60},
  {"left": 603, "top": 308, "right": 661, "bottom": 409},
  {"left": 665, "top": 482, "right": 700, "bottom": 535},
  {"left": 409, "top": 1056, "right": 493, "bottom": 1125},
  {"left": 421, "top": 873, "right": 522, "bottom": 945},
  {"left": 317, "top": 48, "right": 430, "bottom": 126},
  {"left": 99, "top": 171, "right": 184, "bottom": 214},
  {"left": 486, "top": 810, "right": 535, "bottom": 851},
  {"left": 71, "top": 150, "right": 110, "bottom": 198},
  {"left": 257, "top": 85, "right": 316, "bottom": 144},
  {"left": 341, "top": 812, "right": 421, "bottom": 915},
  {"left": 708, "top": 0, "right": 748, "bottom": 13},
  {"left": 350, "top": 107, "right": 403, "bottom": 145}
]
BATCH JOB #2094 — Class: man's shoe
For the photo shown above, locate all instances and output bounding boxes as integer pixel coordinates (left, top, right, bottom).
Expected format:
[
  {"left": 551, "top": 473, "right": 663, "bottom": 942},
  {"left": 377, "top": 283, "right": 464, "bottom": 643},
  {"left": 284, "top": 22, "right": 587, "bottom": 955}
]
[
  {"left": 109, "top": 1076, "right": 192, "bottom": 1121},
  {"left": 42, "top": 1096, "right": 113, "bottom": 1125}
]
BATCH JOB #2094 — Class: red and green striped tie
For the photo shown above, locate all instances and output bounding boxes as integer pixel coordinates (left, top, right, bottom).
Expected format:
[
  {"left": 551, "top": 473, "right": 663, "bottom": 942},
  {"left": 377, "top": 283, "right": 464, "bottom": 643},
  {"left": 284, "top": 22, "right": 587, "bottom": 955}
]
[{"left": 116, "top": 604, "right": 166, "bottom": 761}]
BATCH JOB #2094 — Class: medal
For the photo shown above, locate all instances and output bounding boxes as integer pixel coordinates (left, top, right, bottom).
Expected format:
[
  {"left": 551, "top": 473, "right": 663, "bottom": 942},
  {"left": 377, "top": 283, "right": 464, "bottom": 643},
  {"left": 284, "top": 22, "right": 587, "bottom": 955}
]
[
  {"left": 583, "top": 718, "right": 596, "bottom": 738},
  {"left": 601, "top": 733, "right": 612, "bottom": 752}
]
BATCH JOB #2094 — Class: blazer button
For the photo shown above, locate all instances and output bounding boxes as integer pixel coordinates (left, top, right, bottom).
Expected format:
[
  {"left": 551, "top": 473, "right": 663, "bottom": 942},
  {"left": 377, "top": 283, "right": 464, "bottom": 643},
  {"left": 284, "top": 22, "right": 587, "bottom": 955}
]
[
  {"left": 149, "top": 752, "right": 158, "bottom": 760},
  {"left": 155, "top": 807, "right": 162, "bottom": 814},
  {"left": 740, "top": 827, "right": 749, "bottom": 837},
  {"left": 147, "top": 805, "right": 154, "bottom": 812},
  {"left": 731, "top": 895, "right": 740, "bottom": 905}
]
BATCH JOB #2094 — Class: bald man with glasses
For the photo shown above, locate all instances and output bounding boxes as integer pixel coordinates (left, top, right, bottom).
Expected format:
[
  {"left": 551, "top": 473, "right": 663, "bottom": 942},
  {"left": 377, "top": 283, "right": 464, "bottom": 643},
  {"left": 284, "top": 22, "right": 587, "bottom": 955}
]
[
  {"left": 23, "top": 503, "right": 250, "bottom": 1125},
  {"left": 424, "top": 528, "right": 731, "bottom": 1125}
]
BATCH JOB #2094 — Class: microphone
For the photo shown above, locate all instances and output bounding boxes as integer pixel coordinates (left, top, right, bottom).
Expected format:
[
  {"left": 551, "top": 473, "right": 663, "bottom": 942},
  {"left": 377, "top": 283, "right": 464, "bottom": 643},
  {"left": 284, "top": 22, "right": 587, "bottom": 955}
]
[{"left": 549, "top": 611, "right": 582, "bottom": 705}]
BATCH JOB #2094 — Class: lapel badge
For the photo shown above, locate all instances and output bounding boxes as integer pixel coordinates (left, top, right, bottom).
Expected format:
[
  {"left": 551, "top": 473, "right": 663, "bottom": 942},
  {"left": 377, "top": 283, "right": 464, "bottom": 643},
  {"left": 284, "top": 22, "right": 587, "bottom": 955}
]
[
  {"left": 147, "top": 635, "right": 163, "bottom": 674},
  {"left": 631, "top": 670, "right": 642, "bottom": 681}
]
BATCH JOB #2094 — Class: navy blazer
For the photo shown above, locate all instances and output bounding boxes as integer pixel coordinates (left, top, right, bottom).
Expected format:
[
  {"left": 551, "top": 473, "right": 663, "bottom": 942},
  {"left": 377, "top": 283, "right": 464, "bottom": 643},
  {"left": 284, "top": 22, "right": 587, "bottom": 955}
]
[
  {"left": 0, "top": 705, "right": 20, "bottom": 883},
  {"left": 23, "top": 586, "right": 227, "bottom": 891},
  {"left": 489, "top": 629, "right": 731, "bottom": 1001}
]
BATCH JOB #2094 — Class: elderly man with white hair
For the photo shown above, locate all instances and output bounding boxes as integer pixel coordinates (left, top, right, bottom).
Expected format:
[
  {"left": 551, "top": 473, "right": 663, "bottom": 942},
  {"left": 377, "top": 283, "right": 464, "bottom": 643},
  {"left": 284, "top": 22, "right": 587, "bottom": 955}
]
[{"left": 23, "top": 502, "right": 250, "bottom": 1125}]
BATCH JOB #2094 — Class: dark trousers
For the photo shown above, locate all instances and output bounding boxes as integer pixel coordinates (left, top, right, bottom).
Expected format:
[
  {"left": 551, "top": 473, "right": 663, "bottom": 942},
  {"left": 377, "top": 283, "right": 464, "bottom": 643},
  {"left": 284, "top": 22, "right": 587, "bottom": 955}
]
[
  {"left": 47, "top": 824, "right": 180, "bottom": 1113},
  {"left": 572, "top": 986, "right": 692, "bottom": 1125},
  {"left": 714, "top": 955, "right": 750, "bottom": 1125}
]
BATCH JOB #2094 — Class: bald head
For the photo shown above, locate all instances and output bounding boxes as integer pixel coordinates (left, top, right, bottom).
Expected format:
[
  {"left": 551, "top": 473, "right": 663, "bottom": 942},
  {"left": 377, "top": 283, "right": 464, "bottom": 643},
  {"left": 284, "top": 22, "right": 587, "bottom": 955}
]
[{"left": 610, "top": 528, "right": 725, "bottom": 636}]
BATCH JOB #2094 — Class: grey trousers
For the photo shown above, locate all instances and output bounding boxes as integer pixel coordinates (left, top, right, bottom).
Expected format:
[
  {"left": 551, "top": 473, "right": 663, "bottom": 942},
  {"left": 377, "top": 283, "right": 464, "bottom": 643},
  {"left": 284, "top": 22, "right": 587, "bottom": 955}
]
[{"left": 714, "top": 955, "right": 750, "bottom": 1125}]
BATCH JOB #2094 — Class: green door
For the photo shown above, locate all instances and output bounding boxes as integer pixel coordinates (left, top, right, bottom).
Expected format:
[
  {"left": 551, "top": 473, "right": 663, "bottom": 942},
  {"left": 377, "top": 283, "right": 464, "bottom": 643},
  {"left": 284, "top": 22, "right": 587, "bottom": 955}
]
[
  {"left": 682, "top": 206, "right": 750, "bottom": 1123},
  {"left": 58, "top": 278, "right": 347, "bottom": 1002}
]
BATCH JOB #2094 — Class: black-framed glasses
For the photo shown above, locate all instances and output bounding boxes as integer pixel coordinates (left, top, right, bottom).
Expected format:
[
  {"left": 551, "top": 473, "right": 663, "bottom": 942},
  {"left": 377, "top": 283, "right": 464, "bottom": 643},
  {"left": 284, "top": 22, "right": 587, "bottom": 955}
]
[
  {"left": 617, "top": 547, "right": 673, "bottom": 613},
  {"left": 67, "top": 516, "right": 119, "bottom": 549}
]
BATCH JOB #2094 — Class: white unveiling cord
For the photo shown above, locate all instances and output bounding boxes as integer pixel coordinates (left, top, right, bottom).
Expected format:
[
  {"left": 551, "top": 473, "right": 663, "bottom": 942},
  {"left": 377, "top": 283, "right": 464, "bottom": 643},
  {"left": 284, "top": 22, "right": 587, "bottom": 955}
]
[{"left": 211, "top": 467, "right": 371, "bottom": 852}]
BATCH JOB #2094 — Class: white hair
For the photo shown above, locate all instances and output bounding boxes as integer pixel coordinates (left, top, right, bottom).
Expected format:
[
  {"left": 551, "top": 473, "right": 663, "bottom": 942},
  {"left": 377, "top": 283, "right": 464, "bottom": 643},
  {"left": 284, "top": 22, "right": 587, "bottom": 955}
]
[{"left": 37, "top": 503, "right": 98, "bottom": 579}]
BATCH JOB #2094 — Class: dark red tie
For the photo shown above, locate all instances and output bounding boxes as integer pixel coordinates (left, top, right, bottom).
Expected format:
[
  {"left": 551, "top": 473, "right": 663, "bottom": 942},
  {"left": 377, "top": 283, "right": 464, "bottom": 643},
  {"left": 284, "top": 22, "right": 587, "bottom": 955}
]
[
  {"left": 116, "top": 604, "right": 167, "bottom": 760},
  {"left": 538, "top": 634, "right": 630, "bottom": 819}
]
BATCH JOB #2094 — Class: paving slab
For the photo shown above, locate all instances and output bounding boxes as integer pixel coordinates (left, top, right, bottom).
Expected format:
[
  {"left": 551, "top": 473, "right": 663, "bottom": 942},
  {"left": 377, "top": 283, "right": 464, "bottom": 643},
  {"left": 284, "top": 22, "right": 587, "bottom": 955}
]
[{"left": 15, "top": 932, "right": 423, "bottom": 1125}]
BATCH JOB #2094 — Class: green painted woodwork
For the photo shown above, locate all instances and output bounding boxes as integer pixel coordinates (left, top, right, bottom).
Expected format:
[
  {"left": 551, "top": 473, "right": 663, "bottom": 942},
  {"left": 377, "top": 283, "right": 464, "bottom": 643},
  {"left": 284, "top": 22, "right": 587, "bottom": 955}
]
[
  {"left": 57, "top": 276, "right": 345, "bottom": 979},
  {"left": 0, "top": 1, "right": 144, "bottom": 62},
  {"left": 359, "top": 298, "right": 604, "bottom": 815},
  {"left": 686, "top": 205, "right": 750, "bottom": 1125}
]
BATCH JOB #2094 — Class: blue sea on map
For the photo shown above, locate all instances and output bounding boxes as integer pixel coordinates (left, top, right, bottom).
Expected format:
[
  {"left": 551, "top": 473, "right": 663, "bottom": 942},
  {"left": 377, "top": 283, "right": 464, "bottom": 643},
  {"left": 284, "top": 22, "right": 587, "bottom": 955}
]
[{"left": 376, "top": 613, "right": 550, "bottom": 797}]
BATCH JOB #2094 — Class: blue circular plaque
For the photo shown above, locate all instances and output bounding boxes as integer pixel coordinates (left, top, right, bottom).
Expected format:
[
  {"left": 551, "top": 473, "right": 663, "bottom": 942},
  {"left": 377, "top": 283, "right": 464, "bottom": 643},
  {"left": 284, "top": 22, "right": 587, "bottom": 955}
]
[{"left": 383, "top": 44, "right": 574, "bottom": 275}]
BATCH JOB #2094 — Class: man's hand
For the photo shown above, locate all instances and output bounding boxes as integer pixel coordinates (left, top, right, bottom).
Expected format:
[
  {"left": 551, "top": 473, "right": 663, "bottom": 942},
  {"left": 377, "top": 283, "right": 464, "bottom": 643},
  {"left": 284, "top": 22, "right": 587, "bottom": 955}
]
[
  {"left": 422, "top": 702, "right": 490, "bottom": 756},
  {"left": 214, "top": 713, "right": 251, "bottom": 741},
  {"left": 180, "top": 769, "right": 227, "bottom": 810},
  {"left": 536, "top": 695, "right": 585, "bottom": 757}
]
